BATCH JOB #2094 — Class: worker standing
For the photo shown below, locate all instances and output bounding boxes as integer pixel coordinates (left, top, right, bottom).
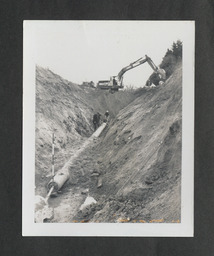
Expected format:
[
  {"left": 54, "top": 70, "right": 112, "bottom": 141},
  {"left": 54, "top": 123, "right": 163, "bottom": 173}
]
[
  {"left": 93, "top": 113, "right": 98, "bottom": 131},
  {"left": 97, "top": 112, "right": 101, "bottom": 127},
  {"left": 93, "top": 112, "right": 101, "bottom": 131},
  {"left": 104, "top": 110, "right": 109, "bottom": 122}
]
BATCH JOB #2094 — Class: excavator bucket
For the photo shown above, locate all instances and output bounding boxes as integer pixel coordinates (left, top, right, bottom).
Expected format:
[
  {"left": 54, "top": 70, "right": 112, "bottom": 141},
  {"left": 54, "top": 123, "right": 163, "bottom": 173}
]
[{"left": 157, "top": 68, "right": 166, "bottom": 80}]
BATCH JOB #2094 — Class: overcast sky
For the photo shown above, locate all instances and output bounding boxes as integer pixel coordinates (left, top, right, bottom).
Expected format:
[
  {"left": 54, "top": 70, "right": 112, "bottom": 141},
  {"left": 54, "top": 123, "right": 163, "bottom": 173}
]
[{"left": 28, "top": 21, "right": 189, "bottom": 88}]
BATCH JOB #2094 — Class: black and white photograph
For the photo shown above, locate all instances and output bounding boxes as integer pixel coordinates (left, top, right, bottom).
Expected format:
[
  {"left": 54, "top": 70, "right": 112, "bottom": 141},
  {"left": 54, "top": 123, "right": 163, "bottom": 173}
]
[{"left": 23, "top": 21, "right": 194, "bottom": 236}]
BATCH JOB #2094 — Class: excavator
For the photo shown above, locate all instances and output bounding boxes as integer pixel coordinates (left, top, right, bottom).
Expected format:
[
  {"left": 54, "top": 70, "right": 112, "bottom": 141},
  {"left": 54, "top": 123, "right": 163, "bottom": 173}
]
[{"left": 97, "top": 55, "right": 166, "bottom": 92}]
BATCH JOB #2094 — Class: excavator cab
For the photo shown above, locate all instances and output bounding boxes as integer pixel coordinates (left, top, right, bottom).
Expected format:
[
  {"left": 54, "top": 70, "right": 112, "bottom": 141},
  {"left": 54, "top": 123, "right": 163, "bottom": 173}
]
[{"left": 97, "top": 76, "right": 123, "bottom": 92}]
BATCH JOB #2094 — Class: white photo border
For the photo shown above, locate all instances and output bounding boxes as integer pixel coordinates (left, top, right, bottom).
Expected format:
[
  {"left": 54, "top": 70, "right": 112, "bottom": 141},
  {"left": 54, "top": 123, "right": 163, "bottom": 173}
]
[{"left": 23, "top": 20, "right": 195, "bottom": 237}]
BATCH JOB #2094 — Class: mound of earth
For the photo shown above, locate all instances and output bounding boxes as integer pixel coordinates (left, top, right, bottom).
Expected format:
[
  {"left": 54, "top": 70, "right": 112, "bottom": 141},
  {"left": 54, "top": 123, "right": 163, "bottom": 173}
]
[{"left": 35, "top": 63, "right": 182, "bottom": 223}]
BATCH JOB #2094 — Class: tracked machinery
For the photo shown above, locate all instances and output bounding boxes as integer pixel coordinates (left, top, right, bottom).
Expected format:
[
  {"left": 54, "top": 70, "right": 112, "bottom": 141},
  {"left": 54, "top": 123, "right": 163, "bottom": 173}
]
[{"left": 97, "top": 55, "right": 166, "bottom": 92}]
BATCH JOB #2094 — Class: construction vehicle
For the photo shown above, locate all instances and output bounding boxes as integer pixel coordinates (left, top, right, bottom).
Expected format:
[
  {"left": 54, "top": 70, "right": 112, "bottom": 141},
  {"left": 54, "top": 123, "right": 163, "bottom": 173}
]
[{"left": 97, "top": 55, "right": 166, "bottom": 92}]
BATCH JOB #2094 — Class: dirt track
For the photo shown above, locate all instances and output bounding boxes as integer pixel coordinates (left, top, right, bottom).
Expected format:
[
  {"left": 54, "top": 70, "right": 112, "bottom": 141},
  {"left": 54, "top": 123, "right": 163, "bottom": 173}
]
[{"left": 35, "top": 63, "right": 182, "bottom": 223}]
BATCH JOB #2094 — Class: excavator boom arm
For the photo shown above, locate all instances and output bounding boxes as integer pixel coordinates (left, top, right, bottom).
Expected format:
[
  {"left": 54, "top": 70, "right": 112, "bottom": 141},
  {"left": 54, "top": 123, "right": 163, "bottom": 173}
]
[
  {"left": 146, "top": 56, "right": 159, "bottom": 72},
  {"left": 116, "top": 55, "right": 165, "bottom": 86},
  {"left": 117, "top": 56, "right": 149, "bottom": 81},
  {"left": 97, "top": 54, "right": 166, "bottom": 91}
]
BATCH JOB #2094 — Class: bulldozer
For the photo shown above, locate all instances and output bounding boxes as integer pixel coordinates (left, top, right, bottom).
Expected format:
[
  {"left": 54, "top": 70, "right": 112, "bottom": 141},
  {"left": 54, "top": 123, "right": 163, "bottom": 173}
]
[{"left": 97, "top": 55, "right": 166, "bottom": 92}]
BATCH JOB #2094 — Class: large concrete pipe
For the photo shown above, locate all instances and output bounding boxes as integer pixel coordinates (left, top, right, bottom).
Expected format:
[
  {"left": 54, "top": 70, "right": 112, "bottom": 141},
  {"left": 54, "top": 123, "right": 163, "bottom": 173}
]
[
  {"left": 35, "top": 122, "right": 108, "bottom": 221},
  {"left": 47, "top": 122, "right": 107, "bottom": 193},
  {"left": 92, "top": 122, "right": 107, "bottom": 138},
  {"left": 47, "top": 169, "right": 69, "bottom": 192}
]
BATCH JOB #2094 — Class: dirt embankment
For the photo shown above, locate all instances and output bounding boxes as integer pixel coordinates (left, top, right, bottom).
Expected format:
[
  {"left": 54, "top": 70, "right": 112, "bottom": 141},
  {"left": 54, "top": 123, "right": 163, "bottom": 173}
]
[
  {"left": 71, "top": 64, "right": 182, "bottom": 223},
  {"left": 35, "top": 66, "right": 137, "bottom": 196},
  {"left": 36, "top": 63, "right": 182, "bottom": 223}
]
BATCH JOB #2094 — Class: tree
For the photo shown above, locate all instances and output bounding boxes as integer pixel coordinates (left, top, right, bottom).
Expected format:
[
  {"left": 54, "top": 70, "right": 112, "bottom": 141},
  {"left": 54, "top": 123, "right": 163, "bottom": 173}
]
[
  {"left": 172, "top": 40, "right": 182, "bottom": 59},
  {"left": 160, "top": 40, "right": 182, "bottom": 78}
]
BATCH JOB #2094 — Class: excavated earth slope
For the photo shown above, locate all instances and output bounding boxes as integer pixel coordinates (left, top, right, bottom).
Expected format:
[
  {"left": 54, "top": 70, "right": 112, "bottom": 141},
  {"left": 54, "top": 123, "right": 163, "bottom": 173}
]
[
  {"left": 35, "top": 66, "right": 137, "bottom": 197},
  {"left": 71, "top": 64, "right": 182, "bottom": 223},
  {"left": 35, "top": 63, "right": 182, "bottom": 223}
]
